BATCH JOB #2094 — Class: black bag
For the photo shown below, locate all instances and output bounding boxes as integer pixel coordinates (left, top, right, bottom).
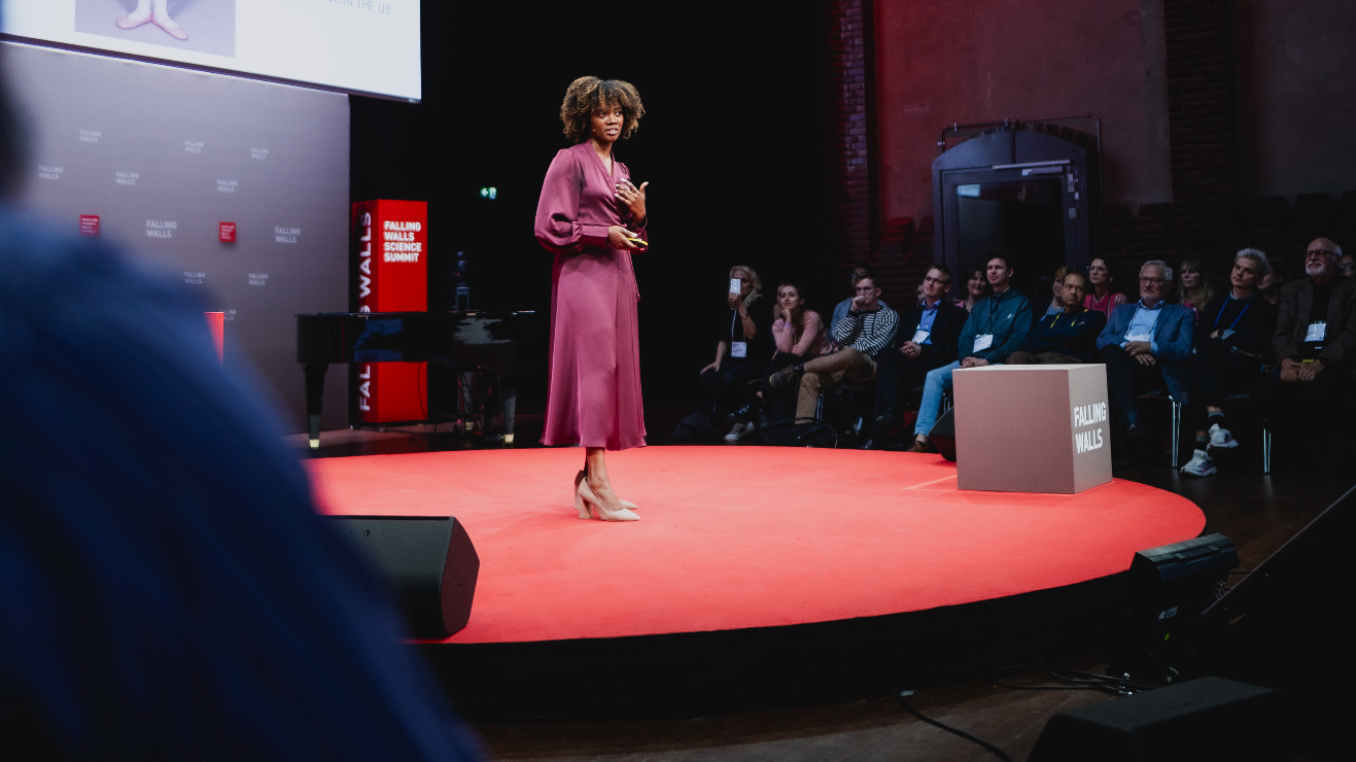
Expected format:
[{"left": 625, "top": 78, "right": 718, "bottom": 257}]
[
  {"left": 760, "top": 417, "right": 837, "bottom": 448},
  {"left": 672, "top": 402, "right": 720, "bottom": 441}
]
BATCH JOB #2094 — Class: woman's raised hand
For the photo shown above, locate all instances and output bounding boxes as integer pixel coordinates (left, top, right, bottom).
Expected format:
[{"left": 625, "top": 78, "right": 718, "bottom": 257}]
[{"left": 616, "top": 179, "right": 648, "bottom": 222}]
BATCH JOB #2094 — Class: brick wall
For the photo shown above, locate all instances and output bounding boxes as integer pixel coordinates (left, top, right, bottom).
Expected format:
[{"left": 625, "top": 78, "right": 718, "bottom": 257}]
[
  {"left": 824, "top": 0, "right": 880, "bottom": 275},
  {"left": 1163, "top": 0, "right": 1238, "bottom": 257}
]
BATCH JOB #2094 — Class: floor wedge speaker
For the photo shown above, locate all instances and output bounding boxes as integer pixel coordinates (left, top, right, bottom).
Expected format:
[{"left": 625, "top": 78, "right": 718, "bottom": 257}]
[
  {"left": 327, "top": 516, "right": 479, "bottom": 638},
  {"left": 1028, "top": 676, "right": 1285, "bottom": 762},
  {"left": 930, "top": 408, "right": 957, "bottom": 461}
]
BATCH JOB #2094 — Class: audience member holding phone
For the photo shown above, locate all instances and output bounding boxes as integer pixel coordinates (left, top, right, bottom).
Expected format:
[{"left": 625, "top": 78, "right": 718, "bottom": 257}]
[{"left": 700, "top": 265, "right": 772, "bottom": 426}]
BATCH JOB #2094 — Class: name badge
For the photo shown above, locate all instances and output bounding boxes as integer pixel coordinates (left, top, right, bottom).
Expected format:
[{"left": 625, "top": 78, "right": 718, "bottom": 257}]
[
  {"left": 1305, "top": 321, "right": 1326, "bottom": 342},
  {"left": 973, "top": 334, "right": 994, "bottom": 352},
  {"left": 1125, "top": 331, "right": 1152, "bottom": 343},
  {"left": 731, "top": 341, "right": 748, "bottom": 358},
  {"left": 912, "top": 329, "right": 930, "bottom": 344}
]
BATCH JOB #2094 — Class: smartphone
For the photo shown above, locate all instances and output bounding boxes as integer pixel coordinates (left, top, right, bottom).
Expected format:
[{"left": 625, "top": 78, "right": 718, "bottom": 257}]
[{"left": 730, "top": 278, "right": 741, "bottom": 296}]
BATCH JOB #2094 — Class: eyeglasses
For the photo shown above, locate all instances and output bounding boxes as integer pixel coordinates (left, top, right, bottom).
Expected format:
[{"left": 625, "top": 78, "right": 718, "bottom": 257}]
[
  {"left": 923, "top": 276, "right": 950, "bottom": 286},
  {"left": 1306, "top": 250, "right": 1337, "bottom": 258},
  {"left": 1139, "top": 277, "right": 1166, "bottom": 284}
]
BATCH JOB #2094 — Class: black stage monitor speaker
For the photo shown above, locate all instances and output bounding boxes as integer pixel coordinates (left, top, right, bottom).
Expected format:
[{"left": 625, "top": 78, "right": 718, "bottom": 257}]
[
  {"left": 930, "top": 408, "right": 957, "bottom": 461},
  {"left": 1108, "top": 533, "right": 1237, "bottom": 679},
  {"left": 1028, "top": 676, "right": 1286, "bottom": 762},
  {"left": 327, "top": 516, "right": 479, "bottom": 638},
  {"left": 1127, "top": 533, "right": 1238, "bottom": 627}
]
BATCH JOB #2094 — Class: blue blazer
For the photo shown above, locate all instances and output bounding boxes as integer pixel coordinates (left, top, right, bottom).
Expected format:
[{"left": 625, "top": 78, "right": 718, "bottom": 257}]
[{"left": 1096, "top": 301, "right": 1195, "bottom": 401}]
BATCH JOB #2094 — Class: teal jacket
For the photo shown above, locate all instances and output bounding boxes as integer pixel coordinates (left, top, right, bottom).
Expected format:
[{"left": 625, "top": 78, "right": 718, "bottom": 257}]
[{"left": 957, "top": 288, "right": 1032, "bottom": 363}]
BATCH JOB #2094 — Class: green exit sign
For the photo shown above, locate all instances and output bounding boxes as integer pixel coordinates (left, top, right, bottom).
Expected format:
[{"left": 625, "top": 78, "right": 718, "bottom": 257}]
[{"left": 479, "top": 187, "right": 497, "bottom": 200}]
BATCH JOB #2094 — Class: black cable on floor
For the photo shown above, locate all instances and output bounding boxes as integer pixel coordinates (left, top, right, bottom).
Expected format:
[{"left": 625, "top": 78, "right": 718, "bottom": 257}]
[{"left": 897, "top": 692, "right": 1014, "bottom": 762}]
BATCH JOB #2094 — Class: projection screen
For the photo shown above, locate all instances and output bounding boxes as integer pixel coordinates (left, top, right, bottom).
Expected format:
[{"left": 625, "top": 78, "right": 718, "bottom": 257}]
[{"left": 1, "top": 0, "right": 421, "bottom": 101}]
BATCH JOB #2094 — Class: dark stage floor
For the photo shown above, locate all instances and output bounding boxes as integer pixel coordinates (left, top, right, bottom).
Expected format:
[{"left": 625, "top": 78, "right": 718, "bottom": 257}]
[{"left": 292, "top": 410, "right": 1345, "bottom": 761}]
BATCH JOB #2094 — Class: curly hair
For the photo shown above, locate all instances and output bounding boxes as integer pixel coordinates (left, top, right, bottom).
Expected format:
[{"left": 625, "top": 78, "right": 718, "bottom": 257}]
[{"left": 559, "top": 76, "right": 645, "bottom": 144}]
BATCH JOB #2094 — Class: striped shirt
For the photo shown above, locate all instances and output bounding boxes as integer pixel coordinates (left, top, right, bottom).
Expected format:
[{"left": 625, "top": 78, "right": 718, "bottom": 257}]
[{"left": 831, "top": 306, "right": 899, "bottom": 358}]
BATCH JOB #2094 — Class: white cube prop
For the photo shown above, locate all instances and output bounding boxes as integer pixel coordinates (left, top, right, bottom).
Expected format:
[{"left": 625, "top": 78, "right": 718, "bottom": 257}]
[{"left": 952, "top": 364, "right": 1112, "bottom": 494}]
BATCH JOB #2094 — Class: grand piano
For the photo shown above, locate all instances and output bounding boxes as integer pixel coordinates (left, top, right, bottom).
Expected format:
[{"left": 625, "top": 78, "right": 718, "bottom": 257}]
[{"left": 296, "top": 311, "right": 538, "bottom": 448}]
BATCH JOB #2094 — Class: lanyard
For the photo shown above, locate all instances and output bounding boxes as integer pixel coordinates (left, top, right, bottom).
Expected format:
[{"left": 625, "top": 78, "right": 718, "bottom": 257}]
[
  {"left": 1213, "top": 297, "right": 1250, "bottom": 333},
  {"left": 980, "top": 293, "right": 1005, "bottom": 335},
  {"left": 1047, "top": 308, "right": 1080, "bottom": 330}
]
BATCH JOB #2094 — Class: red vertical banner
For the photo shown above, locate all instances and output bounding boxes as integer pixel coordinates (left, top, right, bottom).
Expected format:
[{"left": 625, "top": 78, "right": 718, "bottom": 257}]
[
  {"left": 351, "top": 199, "right": 429, "bottom": 423},
  {"left": 203, "top": 311, "right": 225, "bottom": 363}
]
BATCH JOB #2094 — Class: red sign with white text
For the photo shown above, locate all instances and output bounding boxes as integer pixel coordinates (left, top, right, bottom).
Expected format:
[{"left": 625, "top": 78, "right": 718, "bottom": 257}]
[
  {"left": 219, "top": 222, "right": 236, "bottom": 242},
  {"left": 351, "top": 199, "right": 429, "bottom": 423},
  {"left": 79, "top": 214, "right": 100, "bottom": 236}
]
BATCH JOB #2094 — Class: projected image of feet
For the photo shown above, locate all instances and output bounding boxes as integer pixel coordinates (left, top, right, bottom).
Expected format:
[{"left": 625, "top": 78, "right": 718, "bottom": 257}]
[{"left": 76, "top": 0, "right": 236, "bottom": 57}]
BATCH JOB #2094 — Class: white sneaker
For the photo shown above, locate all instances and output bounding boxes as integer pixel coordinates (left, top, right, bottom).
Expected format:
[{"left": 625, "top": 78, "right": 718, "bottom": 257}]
[
  {"left": 1208, "top": 423, "right": 1237, "bottom": 449},
  {"left": 724, "top": 422, "right": 757, "bottom": 442},
  {"left": 1181, "top": 448, "right": 1216, "bottom": 477}
]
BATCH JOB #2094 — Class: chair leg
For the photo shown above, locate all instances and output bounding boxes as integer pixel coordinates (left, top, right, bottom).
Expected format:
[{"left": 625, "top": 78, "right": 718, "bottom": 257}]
[
  {"left": 1170, "top": 399, "right": 1182, "bottom": 469},
  {"left": 1263, "top": 418, "right": 1272, "bottom": 474}
]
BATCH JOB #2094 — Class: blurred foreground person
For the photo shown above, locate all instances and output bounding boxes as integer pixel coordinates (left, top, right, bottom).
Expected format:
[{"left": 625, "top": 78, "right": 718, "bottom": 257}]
[{"left": 0, "top": 71, "right": 480, "bottom": 762}]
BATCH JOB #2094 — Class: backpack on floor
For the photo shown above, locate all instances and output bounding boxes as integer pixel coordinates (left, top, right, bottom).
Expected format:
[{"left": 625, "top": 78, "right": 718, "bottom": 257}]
[{"left": 760, "top": 417, "right": 837, "bottom": 448}]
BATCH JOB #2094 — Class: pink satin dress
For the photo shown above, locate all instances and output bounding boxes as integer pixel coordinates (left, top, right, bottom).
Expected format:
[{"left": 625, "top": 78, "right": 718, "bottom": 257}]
[{"left": 533, "top": 142, "right": 647, "bottom": 450}]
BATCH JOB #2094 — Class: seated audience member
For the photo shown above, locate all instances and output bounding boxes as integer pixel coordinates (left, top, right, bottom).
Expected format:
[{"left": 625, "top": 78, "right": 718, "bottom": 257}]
[
  {"left": 956, "top": 264, "right": 990, "bottom": 313},
  {"left": 1342, "top": 253, "right": 1356, "bottom": 278},
  {"left": 909, "top": 252, "right": 1032, "bottom": 452},
  {"left": 865, "top": 266, "right": 966, "bottom": 448},
  {"left": 1084, "top": 256, "right": 1128, "bottom": 318},
  {"left": 1259, "top": 256, "right": 1288, "bottom": 305},
  {"left": 0, "top": 223, "right": 482, "bottom": 758},
  {"left": 700, "top": 265, "right": 772, "bottom": 422},
  {"left": 1096, "top": 260, "right": 1194, "bottom": 449},
  {"left": 1044, "top": 266, "right": 1070, "bottom": 317},
  {"left": 1253, "top": 238, "right": 1356, "bottom": 471},
  {"left": 830, "top": 264, "right": 890, "bottom": 331},
  {"left": 769, "top": 274, "right": 899, "bottom": 422},
  {"left": 1180, "top": 249, "right": 1278, "bottom": 477},
  {"left": 1007, "top": 271, "right": 1105, "bottom": 364},
  {"left": 729, "top": 281, "right": 825, "bottom": 437},
  {"left": 1177, "top": 256, "right": 1214, "bottom": 323}
]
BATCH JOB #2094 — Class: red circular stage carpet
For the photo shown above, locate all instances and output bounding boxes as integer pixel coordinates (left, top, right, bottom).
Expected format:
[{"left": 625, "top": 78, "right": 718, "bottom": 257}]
[{"left": 306, "top": 447, "right": 1204, "bottom": 645}]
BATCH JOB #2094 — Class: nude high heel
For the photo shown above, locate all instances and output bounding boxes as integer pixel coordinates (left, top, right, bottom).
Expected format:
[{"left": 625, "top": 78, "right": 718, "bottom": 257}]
[
  {"left": 576, "top": 477, "right": 640, "bottom": 522},
  {"left": 574, "top": 470, "right": 638, "bottom": 519},
  {"left": 573, "top": 470, "right": 592, "bottom": 519}
]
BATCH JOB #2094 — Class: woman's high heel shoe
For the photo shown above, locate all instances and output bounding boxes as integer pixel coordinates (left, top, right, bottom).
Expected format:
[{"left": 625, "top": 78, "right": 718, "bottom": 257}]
[
  {"left": 576, "top": 478, "right": 640, "bottom": 522},
  {"left": 574, "top": 470, "right": 638, "bottom": 518}
]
